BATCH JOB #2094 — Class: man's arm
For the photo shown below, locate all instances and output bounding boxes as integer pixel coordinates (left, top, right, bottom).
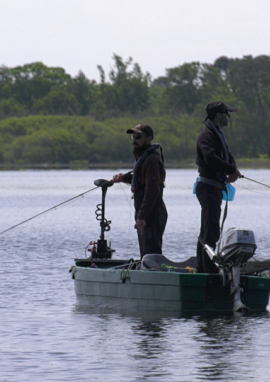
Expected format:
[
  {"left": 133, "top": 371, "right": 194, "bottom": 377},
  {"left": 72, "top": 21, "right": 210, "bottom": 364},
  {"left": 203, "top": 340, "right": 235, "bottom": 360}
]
[
  {"left": 227, "top": 169, "right": 242, "bottom": 183},
  {"left": 226, "top": 151, "right": 242, "bottom": 183},
  {"left": 111, "top": 171, "right": 133, "bottom": 184},
  {"left": 199, "top": 131, "right": 237, "bottom": 174}
]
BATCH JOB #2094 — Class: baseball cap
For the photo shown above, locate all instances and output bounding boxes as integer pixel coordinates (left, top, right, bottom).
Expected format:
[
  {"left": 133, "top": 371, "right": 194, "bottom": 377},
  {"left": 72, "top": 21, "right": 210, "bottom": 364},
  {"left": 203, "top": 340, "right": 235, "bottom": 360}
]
[
  {"left": 206, "top": 101, "right": 238, "bottom": 116},
  {"left": 126, "top": 124, "right": 154, "bottom": 138}
]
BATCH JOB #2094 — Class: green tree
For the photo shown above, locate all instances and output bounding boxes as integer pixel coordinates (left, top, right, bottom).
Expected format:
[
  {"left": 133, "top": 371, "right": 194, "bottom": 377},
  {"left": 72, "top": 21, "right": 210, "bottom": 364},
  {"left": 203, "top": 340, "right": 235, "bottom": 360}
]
[
  {"left": 0, "top": 62, "right": 72, "bottom": 112},
  {"left": 228, "top": 55, "right": 270, "bottom": 157},
  {"left": 69, "top": 71, "right": 98, "bottom": 115},
  {"left": 32, "top": 89, "right": 80, "bottom": 115},
  {"left": 97, "top": 54, "right": 150, "bottom": 115},
  {"left": 164, "top": 62, "right": 202, "bottom": 114}
]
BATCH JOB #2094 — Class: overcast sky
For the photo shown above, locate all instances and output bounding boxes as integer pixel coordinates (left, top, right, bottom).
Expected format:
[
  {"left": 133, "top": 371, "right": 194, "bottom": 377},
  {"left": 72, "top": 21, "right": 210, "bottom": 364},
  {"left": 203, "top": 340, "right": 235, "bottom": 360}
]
[{"left": 1, "top": 0, "right": 269, "bottom": 82}]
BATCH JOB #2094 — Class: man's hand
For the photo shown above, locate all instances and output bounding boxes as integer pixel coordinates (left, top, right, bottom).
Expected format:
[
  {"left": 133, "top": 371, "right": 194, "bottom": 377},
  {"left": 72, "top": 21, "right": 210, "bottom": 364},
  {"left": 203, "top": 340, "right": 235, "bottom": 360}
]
[
  {"left": 136, "top": 219, "right": 146, "bottom": 234},
  {"left": 227, "top": 169, "right": 242, "bottom": 183},
  {"left": 111, "top": 173, "right": 124, "bottom": 183}
]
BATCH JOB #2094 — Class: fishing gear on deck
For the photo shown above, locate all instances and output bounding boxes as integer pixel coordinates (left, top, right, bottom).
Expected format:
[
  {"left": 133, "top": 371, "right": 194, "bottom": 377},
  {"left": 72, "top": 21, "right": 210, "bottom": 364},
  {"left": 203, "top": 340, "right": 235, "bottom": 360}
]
[{"left": 0, "top": 186, "right": 98, "bottom": 236}]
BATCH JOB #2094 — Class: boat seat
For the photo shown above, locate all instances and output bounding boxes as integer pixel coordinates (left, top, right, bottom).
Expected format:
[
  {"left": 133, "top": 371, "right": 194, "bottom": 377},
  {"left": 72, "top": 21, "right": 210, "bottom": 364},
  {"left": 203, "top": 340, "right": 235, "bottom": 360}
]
[{"left": 141, "top": 254, "right": 197, "bottom": 271}]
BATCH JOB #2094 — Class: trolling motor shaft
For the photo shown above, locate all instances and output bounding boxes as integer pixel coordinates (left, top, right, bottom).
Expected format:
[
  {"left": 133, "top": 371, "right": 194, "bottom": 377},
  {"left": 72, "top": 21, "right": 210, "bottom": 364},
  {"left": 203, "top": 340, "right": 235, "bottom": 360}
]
[{"left": 90, "top": 179, "right": 115, "bottom": 259}]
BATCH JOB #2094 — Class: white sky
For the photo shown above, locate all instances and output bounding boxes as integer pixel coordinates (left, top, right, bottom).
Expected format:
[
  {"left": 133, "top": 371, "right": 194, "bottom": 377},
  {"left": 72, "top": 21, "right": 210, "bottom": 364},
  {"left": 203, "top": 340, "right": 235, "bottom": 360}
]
[{"left": 1, "top": 0, "right": 269, "bottom": 82}]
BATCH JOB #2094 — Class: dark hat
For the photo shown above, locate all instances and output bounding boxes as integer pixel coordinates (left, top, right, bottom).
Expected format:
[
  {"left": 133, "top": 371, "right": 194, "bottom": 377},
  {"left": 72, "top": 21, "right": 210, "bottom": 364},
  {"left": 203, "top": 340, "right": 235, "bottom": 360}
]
[
  {"left": 206, "top": 101, "right": 238, "bottom": 115},
  {"left": 126, "top": 124, "right": 154, "bottom": 138}
]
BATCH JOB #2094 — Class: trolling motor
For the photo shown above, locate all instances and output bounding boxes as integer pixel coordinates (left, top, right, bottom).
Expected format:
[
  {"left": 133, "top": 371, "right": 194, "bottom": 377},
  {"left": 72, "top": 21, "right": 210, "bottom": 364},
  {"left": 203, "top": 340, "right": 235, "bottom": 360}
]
[
  {"left": 89, "top": 179, "right": 115, "bottom": 259},
  {"left": 205, "top": 228, "right": 257, "bottom": 312}
]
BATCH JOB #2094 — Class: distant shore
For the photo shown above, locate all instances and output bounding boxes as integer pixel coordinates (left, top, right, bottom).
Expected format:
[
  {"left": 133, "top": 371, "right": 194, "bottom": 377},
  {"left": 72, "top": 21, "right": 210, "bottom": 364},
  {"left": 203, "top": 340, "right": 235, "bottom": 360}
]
[{"left": 0, "top": 158, "right": 269, "bottom": 170}]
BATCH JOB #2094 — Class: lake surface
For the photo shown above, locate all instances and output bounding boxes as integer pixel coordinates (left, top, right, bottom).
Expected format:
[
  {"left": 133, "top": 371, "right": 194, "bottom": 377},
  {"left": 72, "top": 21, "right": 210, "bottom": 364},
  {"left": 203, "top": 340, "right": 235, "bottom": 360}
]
[{"left": 1, "top": 169, "right": 270, "bottom": 381}]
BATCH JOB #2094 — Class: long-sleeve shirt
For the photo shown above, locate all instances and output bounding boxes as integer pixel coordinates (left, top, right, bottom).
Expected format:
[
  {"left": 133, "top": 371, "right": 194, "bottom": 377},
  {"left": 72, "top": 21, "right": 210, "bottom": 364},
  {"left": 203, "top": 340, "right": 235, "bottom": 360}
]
[
  {"left": 122, "top": 151, "right": 166, "bottom": 220},
  {"left": 196, "top": 123, "right": 236, "bottom": 182}
]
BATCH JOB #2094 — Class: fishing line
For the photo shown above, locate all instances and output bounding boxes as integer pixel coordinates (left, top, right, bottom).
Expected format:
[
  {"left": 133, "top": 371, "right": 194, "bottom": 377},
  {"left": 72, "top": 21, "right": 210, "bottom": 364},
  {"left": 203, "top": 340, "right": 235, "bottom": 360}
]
[
  {"left": 235, "top": 183, "right": 270, "bottom": 195},
  {"left": 119, "top": 182, "right": 133, "bottom": 207},
  {"left": 0, "top": 186, "right": 98, "bottom": 236},
  {"left": 241, "top": 175, "right": 270, "bottom": 189}
]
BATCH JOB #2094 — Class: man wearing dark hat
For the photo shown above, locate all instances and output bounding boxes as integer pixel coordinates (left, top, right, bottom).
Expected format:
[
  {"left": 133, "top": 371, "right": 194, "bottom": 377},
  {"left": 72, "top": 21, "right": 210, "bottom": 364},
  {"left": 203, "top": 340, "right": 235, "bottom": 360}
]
[
  {"left": 112, "top": 124, "right": 167, "bottom": 259},
  {"left": 195, "top": 101, "right": 242, "bottom": 273}
]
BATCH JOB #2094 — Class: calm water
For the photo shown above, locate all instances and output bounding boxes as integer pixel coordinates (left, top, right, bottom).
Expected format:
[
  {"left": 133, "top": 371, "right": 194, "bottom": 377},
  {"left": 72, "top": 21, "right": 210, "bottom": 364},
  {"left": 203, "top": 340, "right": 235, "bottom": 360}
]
[{"left": 1, "top": 169, "right": 270, "bottom": 382}]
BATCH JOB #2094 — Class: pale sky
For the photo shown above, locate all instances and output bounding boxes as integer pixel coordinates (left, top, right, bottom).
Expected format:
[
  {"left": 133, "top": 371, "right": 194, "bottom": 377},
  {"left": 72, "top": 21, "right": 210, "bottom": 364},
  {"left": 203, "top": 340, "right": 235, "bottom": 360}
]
[{"left": 1, "top": 0, "right": 269, "bottom": 82}]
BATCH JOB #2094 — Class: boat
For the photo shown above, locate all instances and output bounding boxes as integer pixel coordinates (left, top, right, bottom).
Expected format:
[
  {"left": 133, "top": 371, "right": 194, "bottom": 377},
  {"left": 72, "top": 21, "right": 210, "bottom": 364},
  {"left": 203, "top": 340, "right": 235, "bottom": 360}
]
[{"left": 70, "top": 179, "right": 270, "bottom": 314}]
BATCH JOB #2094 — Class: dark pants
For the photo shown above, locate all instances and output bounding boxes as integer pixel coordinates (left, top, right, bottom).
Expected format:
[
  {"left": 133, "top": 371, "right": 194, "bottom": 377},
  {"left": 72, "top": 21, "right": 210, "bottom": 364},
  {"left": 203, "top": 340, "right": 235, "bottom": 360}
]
[
  {"left": 136, "top": 200, "right": 167, "bottom": 259},
  {"left": 196, "top": 182, "right": 222, "bottom": 272}
]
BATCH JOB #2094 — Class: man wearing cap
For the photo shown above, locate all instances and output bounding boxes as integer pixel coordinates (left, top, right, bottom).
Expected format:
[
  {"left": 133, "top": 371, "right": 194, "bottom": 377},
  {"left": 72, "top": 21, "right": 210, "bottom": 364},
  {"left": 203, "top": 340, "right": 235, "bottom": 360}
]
[
  {"left": 112, "top": 124, "right": 167, "bottom": 259},
  {"left": 196, "top": 101, "right": 242, "bottom": 273}
]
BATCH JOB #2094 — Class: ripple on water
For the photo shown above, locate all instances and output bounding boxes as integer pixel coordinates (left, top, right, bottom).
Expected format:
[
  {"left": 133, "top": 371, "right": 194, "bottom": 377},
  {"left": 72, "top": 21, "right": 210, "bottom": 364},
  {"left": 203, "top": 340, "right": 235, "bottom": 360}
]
[{"left": 1, "top": 170, "right": 270, "bottom": 381}]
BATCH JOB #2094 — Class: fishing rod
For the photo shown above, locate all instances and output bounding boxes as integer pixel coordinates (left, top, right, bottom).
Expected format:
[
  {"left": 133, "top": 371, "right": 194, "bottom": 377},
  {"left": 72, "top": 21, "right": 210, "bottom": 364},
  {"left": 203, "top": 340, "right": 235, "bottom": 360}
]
[
  {"left": 0, "top": 186, "right": 98, "bottom": 236},
  {"left": 241, "top": 175, "right": 270, "bottom": 189}
]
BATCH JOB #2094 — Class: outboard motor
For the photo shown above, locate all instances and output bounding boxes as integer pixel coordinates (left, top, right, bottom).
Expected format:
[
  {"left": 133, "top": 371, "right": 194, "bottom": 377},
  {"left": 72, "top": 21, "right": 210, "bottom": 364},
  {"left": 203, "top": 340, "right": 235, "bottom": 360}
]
[
  {"left": 205, "top": 228, "right": 257, "bottom": 312},
  {"left": 218, "top": 228, "right": 257, "bottom": 266}
]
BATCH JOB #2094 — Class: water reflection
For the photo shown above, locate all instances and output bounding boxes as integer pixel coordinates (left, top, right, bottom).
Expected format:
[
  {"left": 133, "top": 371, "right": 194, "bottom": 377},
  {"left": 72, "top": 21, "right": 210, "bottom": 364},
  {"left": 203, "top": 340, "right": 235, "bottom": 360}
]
[
  {"left": 193, "top": 313, "right": 270, "bottom": 380},
  {"left": 73, "top": 304, "right": 173, "bottom": 380},
  {"left": 129, "top": 321, "right": 169, "bottom": 380}
]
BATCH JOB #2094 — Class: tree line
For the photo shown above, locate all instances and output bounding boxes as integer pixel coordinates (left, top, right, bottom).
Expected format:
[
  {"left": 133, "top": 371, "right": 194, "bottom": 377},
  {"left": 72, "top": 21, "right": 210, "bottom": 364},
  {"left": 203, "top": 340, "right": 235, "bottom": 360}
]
[{"left": 0, "top": 54, "right": 270, "bottom": 165}]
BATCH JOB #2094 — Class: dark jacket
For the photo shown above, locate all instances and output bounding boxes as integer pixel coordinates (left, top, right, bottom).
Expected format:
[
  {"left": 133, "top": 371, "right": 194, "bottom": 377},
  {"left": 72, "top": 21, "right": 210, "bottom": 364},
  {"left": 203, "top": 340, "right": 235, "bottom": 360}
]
[
  {"left": 122, "top": 151, "right": 166, "bottom": 220},
  {"left": 196, "top": 120, "right": 236, "bottom": 182}
]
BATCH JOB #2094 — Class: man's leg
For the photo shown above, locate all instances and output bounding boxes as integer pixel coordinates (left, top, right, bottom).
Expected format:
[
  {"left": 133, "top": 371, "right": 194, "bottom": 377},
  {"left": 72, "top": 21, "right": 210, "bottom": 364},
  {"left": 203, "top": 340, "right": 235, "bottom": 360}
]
[
  {"left": 137, "top": 201, "right": 167, "bottom": 259},
  {"left": 137, "top": 221, "right": 162, "bottom": 259},
  {"left": 196, "top": 182, "right": 222, "bottom": 272}
]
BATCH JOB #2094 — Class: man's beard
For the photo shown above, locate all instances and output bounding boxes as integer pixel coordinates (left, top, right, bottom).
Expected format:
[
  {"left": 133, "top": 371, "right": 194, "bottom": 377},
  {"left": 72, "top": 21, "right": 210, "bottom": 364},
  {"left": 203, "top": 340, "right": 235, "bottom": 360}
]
[{"left": 133, "top": 144, "right": 148, "bottom": 157}]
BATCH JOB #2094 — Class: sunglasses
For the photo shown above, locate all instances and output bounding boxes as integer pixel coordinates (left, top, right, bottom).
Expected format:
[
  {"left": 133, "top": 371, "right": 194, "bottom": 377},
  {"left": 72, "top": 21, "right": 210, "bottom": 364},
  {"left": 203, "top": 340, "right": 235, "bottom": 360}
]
[
  {"left": 221, "top": 110, "right": 230, "bottom": 117},
  {"left": 130, "top": 134, "right": 145, "bottom": 140}
]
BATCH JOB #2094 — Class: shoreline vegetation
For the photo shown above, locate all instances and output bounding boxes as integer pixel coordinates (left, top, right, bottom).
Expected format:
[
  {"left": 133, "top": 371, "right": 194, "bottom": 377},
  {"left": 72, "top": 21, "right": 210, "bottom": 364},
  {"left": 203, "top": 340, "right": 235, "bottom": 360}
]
[
  {"left": 0, "top": 158, "right": 269, "bottom": 171},
  {"left": 1, "top": 55, "right": 270, "bottom": 168}
]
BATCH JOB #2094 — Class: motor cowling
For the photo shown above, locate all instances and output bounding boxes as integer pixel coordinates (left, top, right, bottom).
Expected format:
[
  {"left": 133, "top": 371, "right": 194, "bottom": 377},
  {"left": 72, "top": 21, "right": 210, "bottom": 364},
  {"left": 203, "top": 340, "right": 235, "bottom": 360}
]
[{"left": 217, "top": 228, "right": 257, "bottom": 266}]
